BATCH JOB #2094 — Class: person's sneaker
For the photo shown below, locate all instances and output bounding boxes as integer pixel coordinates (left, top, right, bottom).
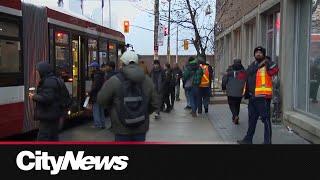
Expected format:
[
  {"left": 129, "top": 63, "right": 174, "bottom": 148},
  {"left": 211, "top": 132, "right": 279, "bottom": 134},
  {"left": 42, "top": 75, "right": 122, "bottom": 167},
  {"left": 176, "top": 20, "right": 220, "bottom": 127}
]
[
  {"left": 155, "top": 113, "right": 160, "bottom": 120},
  {"left": 184, "top": 106, "right": 191, "bottom": 110},
  {"left": 237, "top": 139, "right": 251, "bottom": 144},
  {"left": 198, "top": 111, "right": 202, "bottom": 114},
  {"left": 205, "top": 108, "right": 208, "bottom": 113},
  {"left": 191, "top": 112, "right": 197, "bottom": 117},
  {"left": 234, "top": 116, "right": 239, "bottom": 125}
]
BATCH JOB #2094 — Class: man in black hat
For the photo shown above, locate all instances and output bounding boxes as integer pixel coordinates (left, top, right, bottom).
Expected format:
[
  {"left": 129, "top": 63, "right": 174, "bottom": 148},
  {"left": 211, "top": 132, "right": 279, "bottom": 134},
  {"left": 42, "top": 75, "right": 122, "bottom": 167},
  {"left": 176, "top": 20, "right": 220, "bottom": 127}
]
[{"left": 238, "top": 46, "right": 279, "bottom": 144}]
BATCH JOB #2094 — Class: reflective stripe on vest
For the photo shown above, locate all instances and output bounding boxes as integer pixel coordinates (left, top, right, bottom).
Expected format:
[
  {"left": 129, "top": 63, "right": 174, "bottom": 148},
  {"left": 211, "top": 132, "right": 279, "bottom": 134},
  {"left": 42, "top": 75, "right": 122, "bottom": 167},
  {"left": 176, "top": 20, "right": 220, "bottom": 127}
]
[
  {"left": 255, "top": 66, "right": 273, "bottom": 96},
  {"left": 199, "top": 64, "right": 210, "bottom": 87}
]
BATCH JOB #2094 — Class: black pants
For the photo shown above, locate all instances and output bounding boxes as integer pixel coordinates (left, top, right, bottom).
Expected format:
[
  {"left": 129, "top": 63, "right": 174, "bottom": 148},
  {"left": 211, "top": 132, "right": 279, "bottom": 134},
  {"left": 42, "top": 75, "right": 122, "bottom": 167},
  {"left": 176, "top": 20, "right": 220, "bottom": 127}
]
[
  {"left": 37, "top": 119, "right": 60, "bottom": 141},
  {"left": 227, "top": 96, "right": 242, "bottom": 119},
  {"left": 170, "top": 87, "right": 175, "bottom": 107}
]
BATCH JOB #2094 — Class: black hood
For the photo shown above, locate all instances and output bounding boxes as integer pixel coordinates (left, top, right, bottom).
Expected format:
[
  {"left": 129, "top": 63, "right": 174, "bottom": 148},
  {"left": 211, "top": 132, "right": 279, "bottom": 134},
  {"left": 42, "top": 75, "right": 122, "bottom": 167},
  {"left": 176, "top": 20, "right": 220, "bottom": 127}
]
[
  {"left": 232, "top": 63, "right": 245, "bottom": 71},
  {"left": 36, "top": 62, "right": 54, "bottom": 79}
]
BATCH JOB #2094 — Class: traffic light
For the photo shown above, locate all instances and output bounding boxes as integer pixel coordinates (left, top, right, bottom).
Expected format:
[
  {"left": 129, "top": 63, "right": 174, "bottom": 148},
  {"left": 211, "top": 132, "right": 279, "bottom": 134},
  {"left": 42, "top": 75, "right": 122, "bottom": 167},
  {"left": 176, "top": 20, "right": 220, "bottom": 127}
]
[
  {"left": 164, "top": 27, "right": 168, "bottom": 36},
  {"left": 184, "top": 39, "right": 189, "bottom": 50},
  {"left": 124, "top": 21, "right": 130, "bottom": 33}
]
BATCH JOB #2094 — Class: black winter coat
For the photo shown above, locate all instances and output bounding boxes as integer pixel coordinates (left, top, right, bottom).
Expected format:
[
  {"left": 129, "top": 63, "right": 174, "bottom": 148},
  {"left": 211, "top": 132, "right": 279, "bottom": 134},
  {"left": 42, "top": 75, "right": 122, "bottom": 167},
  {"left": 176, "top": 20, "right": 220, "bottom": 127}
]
[
  {"left": 90, "top": 70, "right": 105, "bottom": 102},
  {"left": 32, "top": 62, "right": 63, "bottom": 122}
]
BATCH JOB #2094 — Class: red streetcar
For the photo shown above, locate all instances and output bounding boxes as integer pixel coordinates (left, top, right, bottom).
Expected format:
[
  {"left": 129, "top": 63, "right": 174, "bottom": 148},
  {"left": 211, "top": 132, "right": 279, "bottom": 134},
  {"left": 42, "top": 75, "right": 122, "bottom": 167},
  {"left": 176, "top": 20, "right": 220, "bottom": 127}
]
[{"left": 0, "top": 0, "right": 126, "bottom": 138}]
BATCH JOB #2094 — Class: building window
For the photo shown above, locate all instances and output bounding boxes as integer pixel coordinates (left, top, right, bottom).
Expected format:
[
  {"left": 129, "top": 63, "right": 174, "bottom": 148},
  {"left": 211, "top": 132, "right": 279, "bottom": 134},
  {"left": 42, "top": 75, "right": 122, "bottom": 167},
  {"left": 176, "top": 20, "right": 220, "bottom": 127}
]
[
  {"left": 266, "top": 12, "right": 281, "bottom": 63},
  {"left": 295, "top": 0, "right": 320, "bottom": 118},
  {"left": 55, "top": 31, "right": 71, "bottom": 82},
  {"left": 309, "top": 1, "right": 320, "bottom": 117}
]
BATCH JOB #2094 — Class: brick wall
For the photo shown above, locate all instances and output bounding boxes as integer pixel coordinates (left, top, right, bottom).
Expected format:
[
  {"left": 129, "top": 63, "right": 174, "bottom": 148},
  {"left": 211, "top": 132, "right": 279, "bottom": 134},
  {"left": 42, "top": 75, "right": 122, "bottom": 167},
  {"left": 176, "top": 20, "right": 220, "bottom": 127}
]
[{"left": 215, "top": 0, "right": 266, "bottom": 35}]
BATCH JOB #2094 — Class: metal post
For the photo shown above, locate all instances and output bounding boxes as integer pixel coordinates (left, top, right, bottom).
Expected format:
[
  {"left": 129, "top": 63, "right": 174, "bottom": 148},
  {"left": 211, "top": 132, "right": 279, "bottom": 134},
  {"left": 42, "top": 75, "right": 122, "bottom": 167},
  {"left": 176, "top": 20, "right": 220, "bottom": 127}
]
[
  {"left": 154, "top": 0, "right": 159, "bottom": 60},
  {"left": 176, "top": 25, "right": 178, "bottom": 64},
  {"left": 167, "top": 0, "right": 171, "bottom": 64},
  {"left": 108, "top": 0, "right": 111, "bottom": 28}
]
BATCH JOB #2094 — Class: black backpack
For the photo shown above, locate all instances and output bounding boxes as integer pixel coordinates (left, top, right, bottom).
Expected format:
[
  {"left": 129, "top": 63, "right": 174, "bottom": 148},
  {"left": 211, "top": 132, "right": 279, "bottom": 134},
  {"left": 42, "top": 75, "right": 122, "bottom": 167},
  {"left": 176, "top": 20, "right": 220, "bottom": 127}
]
[
  {"left": 50, "top": 77, "right": 72, "bottom": 110},
  {"left": 116, "top": 72, "right": 148, "bottom": 128}
]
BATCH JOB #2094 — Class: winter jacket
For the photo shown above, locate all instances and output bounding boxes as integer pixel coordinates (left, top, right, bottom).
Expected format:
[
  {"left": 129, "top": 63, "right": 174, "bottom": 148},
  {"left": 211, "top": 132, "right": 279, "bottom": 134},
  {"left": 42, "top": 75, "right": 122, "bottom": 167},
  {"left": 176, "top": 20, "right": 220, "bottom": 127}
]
[
  {"left": 105, "top": 70, "right": 118, "bottom": 81},
  {"left": 183, "top": 63, "right": 204, "bottom": 87},
  {"left": 172, "top": 67, "right": 183, "bottom": 84},
  {"left": 245, "top": 59, "right": 279, "bottom": 99},
  {"left": 150, "top": 68, "right": 165, "bottom": 93},
  {"left": 32, "top": 62, "right": 63, "bottom": 122},
  {"left": 89, "top": 70, "right": 105, "bottom": 103},
  {"left": 225, "top": 63, "right": 247, "bottom": 97},
  {"left": 97, "top": 64, "right": 160, "bottom": 135},
  {"left": 164, "top": 68, "right": 175, "bottom": 92}
]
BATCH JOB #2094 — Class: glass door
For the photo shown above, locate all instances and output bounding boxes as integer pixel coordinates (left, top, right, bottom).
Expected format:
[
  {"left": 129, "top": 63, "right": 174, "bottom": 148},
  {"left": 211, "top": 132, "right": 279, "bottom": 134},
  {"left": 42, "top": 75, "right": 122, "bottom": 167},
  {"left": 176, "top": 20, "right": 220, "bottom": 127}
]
[{"left": 72, "top": 37, "right": 79, "bottom": 99}]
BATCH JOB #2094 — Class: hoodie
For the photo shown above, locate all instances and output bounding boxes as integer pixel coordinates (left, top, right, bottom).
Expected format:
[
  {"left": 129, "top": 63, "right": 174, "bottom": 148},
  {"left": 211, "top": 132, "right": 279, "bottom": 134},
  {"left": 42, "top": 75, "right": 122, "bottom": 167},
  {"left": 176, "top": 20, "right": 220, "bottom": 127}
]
[
  {"left": 32, "top": 62, "right": 62, "bottom": 121},
  {"left": 97, "top": 63, "right": 160, "bottom": 135}
]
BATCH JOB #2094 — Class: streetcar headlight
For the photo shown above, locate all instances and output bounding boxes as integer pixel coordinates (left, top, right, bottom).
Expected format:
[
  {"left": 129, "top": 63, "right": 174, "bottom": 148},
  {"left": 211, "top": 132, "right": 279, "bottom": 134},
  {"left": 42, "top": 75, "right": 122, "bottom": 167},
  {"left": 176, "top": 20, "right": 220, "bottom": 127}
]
[{"left": 68, "top": 110, "right": 71, "bottom": 115}]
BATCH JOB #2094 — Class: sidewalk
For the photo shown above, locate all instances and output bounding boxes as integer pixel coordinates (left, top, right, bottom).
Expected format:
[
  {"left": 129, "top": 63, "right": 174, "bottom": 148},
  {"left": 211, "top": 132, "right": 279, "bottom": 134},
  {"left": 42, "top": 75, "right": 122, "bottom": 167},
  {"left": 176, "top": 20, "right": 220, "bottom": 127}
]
[
  {"left": 209, "top": 95, "right": 310, "bottom": 144},
  {"left": 59, "top": 96, "right": 225, "bottom": 143}
]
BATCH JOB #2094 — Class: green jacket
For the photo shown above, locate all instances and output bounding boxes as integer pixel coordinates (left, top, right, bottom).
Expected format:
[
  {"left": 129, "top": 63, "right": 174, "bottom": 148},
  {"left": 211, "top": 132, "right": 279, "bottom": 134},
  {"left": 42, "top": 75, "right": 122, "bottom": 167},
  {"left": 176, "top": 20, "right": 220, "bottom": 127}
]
[
  {"left": 97, "top": 64, "right": 160, "bottom": 135},
  {"left": 183, "top": 64, "right": 203, "bottom": 87}
]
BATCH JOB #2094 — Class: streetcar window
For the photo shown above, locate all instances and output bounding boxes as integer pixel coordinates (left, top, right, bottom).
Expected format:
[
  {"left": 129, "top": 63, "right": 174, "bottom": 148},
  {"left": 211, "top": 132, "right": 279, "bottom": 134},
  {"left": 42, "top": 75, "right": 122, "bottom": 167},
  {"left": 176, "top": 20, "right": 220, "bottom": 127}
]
[
  {"left": 55, "top": 32, "right": 68, "bottom": 44},
  {"left": 109, "top": 42, "right": 117, "bottom": 64},
  {"left": 87, "top": 38, "right": 98, "bottom": 79},
  {"left": 0, "top": 40, "right": 21, "bottom": 73},
  {"left": 99, "top": 40, "right": 108, "bottom": 65},
  {"left": 0, "top": 21, "right": 19, "bottom": 37},
  {"left": 55, "top": 46, "right": 71, "bottom": 82}
]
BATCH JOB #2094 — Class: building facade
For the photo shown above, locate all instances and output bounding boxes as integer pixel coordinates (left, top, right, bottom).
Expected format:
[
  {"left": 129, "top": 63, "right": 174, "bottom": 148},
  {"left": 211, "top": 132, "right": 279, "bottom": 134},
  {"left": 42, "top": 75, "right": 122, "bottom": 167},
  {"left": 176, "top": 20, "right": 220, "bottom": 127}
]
[{"left": 215, "top": 0, "right": 320, "bottom": 143}]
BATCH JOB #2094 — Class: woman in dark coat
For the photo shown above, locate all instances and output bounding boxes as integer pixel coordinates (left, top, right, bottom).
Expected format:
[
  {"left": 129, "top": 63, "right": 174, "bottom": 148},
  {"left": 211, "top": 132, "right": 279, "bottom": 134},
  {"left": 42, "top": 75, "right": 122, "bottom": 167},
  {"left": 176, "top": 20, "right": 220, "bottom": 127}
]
[{"left": 224, "top": 59, "right": 247, "bottom": 125}]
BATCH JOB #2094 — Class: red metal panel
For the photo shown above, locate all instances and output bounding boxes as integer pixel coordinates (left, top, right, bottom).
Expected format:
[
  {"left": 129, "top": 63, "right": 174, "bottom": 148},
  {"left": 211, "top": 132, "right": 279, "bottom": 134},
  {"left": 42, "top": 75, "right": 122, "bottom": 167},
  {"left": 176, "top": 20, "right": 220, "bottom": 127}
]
[
  {"left": 0, "top": 102, "right": 24, "bottom": 138},
  {"left": 0, "top": 0, "right": 21, "bottom": 10},
  {"left": 47, "top": 8, "right": 125, "bottom": 41}
]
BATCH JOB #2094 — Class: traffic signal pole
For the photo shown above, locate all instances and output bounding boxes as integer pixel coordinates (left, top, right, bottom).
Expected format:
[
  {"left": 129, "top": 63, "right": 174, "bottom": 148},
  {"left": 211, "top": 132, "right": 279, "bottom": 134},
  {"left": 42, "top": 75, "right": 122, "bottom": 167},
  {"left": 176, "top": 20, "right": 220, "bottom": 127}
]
[
  {"left": 167, "top": 0, "right": 171, "bottom": 64},
  {"left": 176, "top": 25, "right": 178, "bottom": 64},
  {"left": 154, "top": 0, "right": 159, "bottom": 61}
]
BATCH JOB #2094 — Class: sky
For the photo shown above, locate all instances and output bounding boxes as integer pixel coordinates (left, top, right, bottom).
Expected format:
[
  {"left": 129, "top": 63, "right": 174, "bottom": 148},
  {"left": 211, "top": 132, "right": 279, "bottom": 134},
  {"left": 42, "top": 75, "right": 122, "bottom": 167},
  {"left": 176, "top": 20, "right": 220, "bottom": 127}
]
[{"left": 22, "top": 0, "right": 214, "bottom": 55}]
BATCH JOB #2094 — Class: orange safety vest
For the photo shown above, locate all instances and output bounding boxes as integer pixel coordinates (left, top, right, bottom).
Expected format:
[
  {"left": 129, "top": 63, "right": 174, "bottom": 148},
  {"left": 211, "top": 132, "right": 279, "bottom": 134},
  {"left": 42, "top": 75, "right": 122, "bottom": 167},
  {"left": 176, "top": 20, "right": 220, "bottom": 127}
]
[
  {"left": 255, "top": 66, "right": 273, "bottom": 96},
  {"left": 199, "top": 64, "right": 210, "bottom": 87}
]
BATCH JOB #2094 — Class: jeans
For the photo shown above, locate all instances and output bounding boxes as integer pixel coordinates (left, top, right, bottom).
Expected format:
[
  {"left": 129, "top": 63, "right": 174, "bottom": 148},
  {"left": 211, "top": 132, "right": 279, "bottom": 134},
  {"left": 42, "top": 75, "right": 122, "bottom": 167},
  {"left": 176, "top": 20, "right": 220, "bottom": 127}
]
[
  {"left": 244, "top": 97, "right": 272, "bottom": 144},
  {"left": 190, "top": 87, "right": 200, "bottom": 113},
  {"left": 185, "top": 88, "right": 192, "bottom": 107},
  {"left": 93, "top": 102, "right": 106, "bottom": 128},
  {"left": 115, "top": 133, "right": 146, "bottom": 142},
  {"left": 227, "top": 96, "right": 242, "bottom": 119},
  {"left": 37, "top": 120, "right": 60, "bottom": 141},
  {"left": 198, "top": 87, "right": 211, "bottom": 112},
  {"left": 175, "top": 81, "right": 181, "bottom": 99}
]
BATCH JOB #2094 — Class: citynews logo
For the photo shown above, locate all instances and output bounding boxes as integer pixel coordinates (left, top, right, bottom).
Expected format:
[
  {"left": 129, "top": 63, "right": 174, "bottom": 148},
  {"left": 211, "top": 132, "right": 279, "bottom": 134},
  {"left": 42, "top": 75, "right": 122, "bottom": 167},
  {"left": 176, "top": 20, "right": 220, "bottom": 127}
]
[{"left": 16, "top": 151, "right": 129, "bottom": 175}]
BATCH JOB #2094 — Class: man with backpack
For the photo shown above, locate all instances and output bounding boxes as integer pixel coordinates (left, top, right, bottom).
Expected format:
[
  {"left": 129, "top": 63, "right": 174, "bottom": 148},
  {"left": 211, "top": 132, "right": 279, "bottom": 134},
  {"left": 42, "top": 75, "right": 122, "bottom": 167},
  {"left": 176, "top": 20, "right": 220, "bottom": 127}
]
[
  {"left": 97, "top": 51, "right": 159, "bottom": 142},
  {"left": 198, "top": 56, "right": 213, "bottom": 114},
  {"left": 163, "top": 63, "right": 175, "bottom": 112},
  {"left": 30, "top": 62, "right": 71, "bottom": 141},
  {"left": 183, "top": 57, "right": 203, "bottom": 117}
]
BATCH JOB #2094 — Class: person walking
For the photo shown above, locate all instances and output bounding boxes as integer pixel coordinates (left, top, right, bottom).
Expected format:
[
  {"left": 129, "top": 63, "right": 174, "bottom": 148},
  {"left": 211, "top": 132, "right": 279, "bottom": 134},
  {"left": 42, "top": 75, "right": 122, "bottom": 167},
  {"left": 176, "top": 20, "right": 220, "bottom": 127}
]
[
  {"left": 163, "top": 63, "right": 175, "bottom": 112},
  {"left": 89, "top": 63, "right": 106, "bottom": 129},
  {"left": 173, "top": 63, "right": 183, "bottom": 101},
  {"left": 182, "top": 62, "right": 192, "bottom": 110},
  {"left": 198, "top": 56, "right": 214, "bottom": 114},
  {"left": 97, "top": 51, "right": 159, "bottom": 142},
  {"left": 223, "top": 59, "right": 247, "bottom": 125},
  {"left": 150, "top": 60, "right": 165, "bottom": 119},
  {"left": 183, "top": 57, "right": 203, "bottom": 117},
  {"left": 30, "top": 62, "right": 71, "bottom": 141},
  {"left": 238, "top": 46, "right": 279, "bottom": 144}
]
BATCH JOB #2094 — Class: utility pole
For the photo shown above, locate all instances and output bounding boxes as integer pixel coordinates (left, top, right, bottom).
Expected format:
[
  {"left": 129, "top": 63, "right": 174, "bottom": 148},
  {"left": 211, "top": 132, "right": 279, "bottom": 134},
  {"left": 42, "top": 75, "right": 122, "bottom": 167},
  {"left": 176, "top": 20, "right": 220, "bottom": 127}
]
[
  {"left": 167, "top": 0, "right": 171, "bottom": 64},
  {"left": 176, "top": 25, "right": 178, "bottom": 64},
  {"left": 154, "top": 0, "right": 159, "bottom": 61}
]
